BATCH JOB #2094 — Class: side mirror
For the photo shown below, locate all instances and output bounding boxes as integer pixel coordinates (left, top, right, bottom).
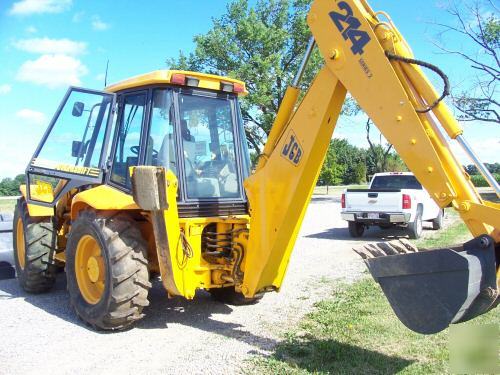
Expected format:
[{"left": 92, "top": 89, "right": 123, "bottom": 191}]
[
  {"left": 71, "top": 140, "right": 87, "bottom": 158},
  {"left": 72, "top": 102, "right": 84, "bottom": 117}
]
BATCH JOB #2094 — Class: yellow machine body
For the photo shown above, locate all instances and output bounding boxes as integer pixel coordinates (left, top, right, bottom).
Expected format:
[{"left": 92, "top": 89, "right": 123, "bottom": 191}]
[{"left": 17, "top": 0, "right": 498, "bottom": 333}]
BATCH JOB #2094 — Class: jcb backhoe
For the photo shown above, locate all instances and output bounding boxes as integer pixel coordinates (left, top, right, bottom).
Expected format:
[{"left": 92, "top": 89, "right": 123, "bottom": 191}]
[{"left": 14, "top": 0, "right": 499, "bottom": 333}]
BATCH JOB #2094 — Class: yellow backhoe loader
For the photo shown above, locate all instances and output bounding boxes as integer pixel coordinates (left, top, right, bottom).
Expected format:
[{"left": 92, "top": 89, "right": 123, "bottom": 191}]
[{"left": 13, "top": 0, "right": 499, "bottom": 333}]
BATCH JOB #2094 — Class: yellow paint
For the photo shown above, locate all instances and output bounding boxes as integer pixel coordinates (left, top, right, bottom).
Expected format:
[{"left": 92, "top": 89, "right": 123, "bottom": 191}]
[
  {"left": 258, "top": 86, "right": 300, "bottom": 168},
  {"left": 16, "top": 217, "right": 26, "bottom": 270},
  {"left": 75, "top": 234, "right": 106, "bottom": 305},
  {"left": 239, "top": 0, "right": 499, "bottom": 297},
  {"left": 105, "top": 70, "right": 248, "bottom": 96},
  {"left": 242, "top": 67, "right": 347, "bottom": 297},
  {"left": 150, "top": 170, "right": 250, "bottom": 298},
  {"left": 161, "top": 171, "right": 201, "bottom": 298},
  {"left": 307, "top": 0, "right": 496, "bottom": 240},
  {"left": 54, "top": 252, "right": 66, "bottom": 263},
  {"left": 20, "top": 0, "right": 497, "bottom": 308},
  {"left": 19, "top": 185, "right": 54, "bottom": 217},
  {"left": 71, "top": 185, "right": 139, "bottom": 219}
]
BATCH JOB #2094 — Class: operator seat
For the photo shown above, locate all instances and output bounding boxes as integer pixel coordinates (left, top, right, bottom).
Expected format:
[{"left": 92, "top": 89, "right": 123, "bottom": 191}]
[{"left": 181, "top": 119, "right": 220, "bottom": 198}]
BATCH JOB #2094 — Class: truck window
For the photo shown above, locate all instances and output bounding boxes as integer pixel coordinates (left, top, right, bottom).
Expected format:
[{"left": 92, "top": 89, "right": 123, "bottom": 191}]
[{"left": 371, "top": 175, "right": 422, "bottom": 190}]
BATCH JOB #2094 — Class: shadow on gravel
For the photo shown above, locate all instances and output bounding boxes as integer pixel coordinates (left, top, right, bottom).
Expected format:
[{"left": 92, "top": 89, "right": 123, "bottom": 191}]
[
  {"left": 305, "top": 226, "right": 411, "bottom": 241},
  {"left": 265, "top": 338, "right": 413, "bottom": 373},
  {"left": 0, "top": 276, "right": 277, "bottom": 350},
  {"left": 136, "top": 279, "right": 278, "bottom": 351},
  {"left": 310, "top": 196, "right": 340, "bottom": 204}
]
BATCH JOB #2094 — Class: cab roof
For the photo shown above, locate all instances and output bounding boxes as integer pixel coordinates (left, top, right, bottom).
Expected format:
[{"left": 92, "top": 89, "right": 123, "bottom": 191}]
[{"left": 105, "top": 70, "right": 248, "bottom": 96}]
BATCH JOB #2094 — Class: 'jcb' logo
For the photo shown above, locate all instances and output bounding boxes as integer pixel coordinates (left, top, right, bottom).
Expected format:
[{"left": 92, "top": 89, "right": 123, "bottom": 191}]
[
  {"left": 330, "top": 1, "right": 371, "bottom": 55},
  {"left": 281, "top": 131, "right": 303, "bottom": 166}
]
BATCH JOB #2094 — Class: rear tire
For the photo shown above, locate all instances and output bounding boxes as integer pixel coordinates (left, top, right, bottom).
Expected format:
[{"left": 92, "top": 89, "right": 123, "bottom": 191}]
[
  {"left": 209, "top": 287, "right": 262, "bottom": 305},
  {"left": 432, "top": 209, "right": 444, "bottom": 230},
  {"left": 348, "top": 221, "right": 365, "bottom": 237},
  {"left": 408, "top": 208, "right": 423, "bottom": 239},
  {"left": 13, "top": 199, "right": 56, "bottom": 293},
  {"left": 66, "top": 211, "right": 151, "bottom": 331}
]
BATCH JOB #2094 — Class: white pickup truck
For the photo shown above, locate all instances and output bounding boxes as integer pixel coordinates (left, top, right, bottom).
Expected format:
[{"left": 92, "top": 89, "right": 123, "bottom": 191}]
[{"left": 340, "top": 172, "right": 443, "bottom": 239}]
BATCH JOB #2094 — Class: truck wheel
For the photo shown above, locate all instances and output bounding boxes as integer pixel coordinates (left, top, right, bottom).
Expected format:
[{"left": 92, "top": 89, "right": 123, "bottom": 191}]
[
  {"left": 209, "top": 287, "right": 262, "bottom": 305},
  {"left": 432, "top": 209, "right": 444, "bottom": 230},
  {"left": 348, "top": 221, "right": 365, "bottom": 237},
  {"left": 66, "top": 211, "right": 151, "bottom": 331},
  {"left": 408, "top": 208, "right": 423, "bottom": 239},
  {"left": 13, "top": 199, "right": 57, "bottom": 293}
]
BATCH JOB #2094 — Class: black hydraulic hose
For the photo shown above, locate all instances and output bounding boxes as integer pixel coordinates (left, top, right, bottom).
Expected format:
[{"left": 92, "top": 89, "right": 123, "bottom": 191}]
[{"left": 385, "top": 51, "right": 450, "bottom": 113}]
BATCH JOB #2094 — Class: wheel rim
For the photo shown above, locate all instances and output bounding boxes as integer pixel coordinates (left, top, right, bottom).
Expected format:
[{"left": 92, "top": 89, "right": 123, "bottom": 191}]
[
  {"left": 75, "top": 235, "right": 106, "bottom": 305},
  {"left": 417, "top": 217, "right": 423, "bottom": 235},
  {"left": 16, "top": 217, "right": 26, "bottom": 270}
]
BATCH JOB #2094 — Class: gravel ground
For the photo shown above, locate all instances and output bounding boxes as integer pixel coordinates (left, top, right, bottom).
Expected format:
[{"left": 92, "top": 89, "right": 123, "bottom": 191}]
[{"left": 0, "top": 198, "right": 437, "bottom": 374}]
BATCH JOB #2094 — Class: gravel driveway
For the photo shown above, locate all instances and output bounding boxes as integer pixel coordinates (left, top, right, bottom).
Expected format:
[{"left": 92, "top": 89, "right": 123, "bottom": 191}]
[{"left": 0, "top": 197, "right": 421, "bottom": 374}]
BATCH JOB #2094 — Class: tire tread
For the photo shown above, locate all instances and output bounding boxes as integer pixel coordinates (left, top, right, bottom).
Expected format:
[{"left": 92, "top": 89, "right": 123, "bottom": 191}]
[
  {"left": 67, "top": 211, "right": 150, "bottom": 331},
  {"left": 13, "top": 199, "right": 56, "bottom": 293}
]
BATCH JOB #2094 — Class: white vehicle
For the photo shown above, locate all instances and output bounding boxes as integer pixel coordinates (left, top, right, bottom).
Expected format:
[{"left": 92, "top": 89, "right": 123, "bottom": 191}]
[{"left": 341, "top": 172, "right": 443, "bottom": 239}]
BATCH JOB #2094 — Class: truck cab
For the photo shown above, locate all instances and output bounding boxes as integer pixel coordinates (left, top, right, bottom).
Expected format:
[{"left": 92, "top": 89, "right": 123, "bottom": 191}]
[{"left": 341, "top": 172, "right": 443, "bottom": 238}]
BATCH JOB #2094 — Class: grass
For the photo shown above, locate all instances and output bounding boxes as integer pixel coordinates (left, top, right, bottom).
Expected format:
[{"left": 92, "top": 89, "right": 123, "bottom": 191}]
[
  {"left": 0, "top": 198, "right": 17, "bottom": 213},
  {"left": 414, "top": 209, "right": 472, "bottom": 249},
  {"left": 249, "top": 211, "right": 498, "bottom": 374}
]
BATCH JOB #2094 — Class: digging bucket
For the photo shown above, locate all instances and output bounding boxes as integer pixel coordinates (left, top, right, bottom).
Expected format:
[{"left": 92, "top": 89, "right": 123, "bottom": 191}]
[{"left": 355, "top": 236, "right": 498, "bottom": 334}]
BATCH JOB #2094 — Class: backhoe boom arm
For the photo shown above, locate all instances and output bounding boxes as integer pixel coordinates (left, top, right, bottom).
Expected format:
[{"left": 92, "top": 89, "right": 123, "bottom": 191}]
[{"left": 242, "top": 0, "right": 499, "bottom": 333}]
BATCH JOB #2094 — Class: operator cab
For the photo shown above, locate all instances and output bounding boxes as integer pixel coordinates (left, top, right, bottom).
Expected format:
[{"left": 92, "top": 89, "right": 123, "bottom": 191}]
[{"left": 25, "top": 70, "right": 251, "bottom": 217}]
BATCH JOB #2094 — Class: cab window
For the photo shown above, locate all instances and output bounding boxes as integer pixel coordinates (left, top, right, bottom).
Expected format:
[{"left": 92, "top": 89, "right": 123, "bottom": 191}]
[
  {"left": 36, "top": 89, "right": 112, "bottom": 171},
  {"left": 146, "top": 89, "right": 177, "bottom": 175},
  {"left": 178, "top": 93, "right": 241, "bottom": 199},
  {"left": 110, "top": 92, "right": 147, "bottom": 187}
]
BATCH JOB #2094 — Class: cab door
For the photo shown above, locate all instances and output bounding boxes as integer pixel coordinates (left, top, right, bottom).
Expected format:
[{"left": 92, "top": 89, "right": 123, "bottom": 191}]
[{"left": 26, "top": 87, "right": 116, "bottom": 207}]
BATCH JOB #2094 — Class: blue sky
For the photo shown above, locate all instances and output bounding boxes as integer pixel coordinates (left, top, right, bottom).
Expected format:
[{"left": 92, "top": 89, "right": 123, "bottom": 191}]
[{"left": 0, "top": 0, "right": 498, "bottom": 178}]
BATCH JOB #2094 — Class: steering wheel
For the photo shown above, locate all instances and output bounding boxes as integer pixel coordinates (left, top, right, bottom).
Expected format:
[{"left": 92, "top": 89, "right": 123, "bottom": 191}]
[{"left": 130, "top": 145, "right": 158, "bottom": 158}]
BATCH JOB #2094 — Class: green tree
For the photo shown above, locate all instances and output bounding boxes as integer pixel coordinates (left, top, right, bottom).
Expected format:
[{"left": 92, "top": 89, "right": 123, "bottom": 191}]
[
  {"left": 353, "top": 162, "right": 367, "bottom": 184},
  {"left": 168, "top": 0, "right": 319, "bottom": 153},
  {"left": 167, "top": 0, "right": 359, "bottom": 153},
  {"left": 464, "top": 163, "right": 500, "bottom": 175},
  {"left": 318, "top": 139, "right": 367, "bottom": 186},
  {"left": 330, "top": 139, "right": 366, "bottom": 184},
  {"left": 318, "top": 143, "right": 344, "bottom": 186},
  {"left": 0, "top": 174, "right": 25, "bottom": 196}
]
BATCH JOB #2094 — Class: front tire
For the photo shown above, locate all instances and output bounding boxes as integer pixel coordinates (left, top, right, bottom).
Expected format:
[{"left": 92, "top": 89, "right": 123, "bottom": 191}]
[
  {"left": 13, "top": 199, "right": 56, "bottom": 293},
  {"left": 348, "top": 221, "right": 365, "bottom": 238},
  {"left": 66, "top": 211, "right": 151, "bottom": 331},
  {"left": 408, "top": 208, "right": 423, "bottom": 239}
]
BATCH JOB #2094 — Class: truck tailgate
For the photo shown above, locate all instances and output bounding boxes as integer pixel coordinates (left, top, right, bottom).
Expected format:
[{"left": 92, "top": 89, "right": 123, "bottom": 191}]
[{"left": 345, "top": 189, "right": 402, "bottom": 212}]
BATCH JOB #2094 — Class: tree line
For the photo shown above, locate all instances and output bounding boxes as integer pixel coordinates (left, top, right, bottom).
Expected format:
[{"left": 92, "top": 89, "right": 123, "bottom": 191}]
[
  {"left": 0, "top": 175, "right": 25, "bottom": 196},
  {"left": 0, "top": 162, "right": 497, "bottom": 197},
  {"left": 318, "top": 139, "right": 406, "bottom": 186}
]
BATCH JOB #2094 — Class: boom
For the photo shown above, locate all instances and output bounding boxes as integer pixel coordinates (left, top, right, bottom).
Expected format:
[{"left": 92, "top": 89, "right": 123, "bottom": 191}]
[{"left": 242, "top": 0, "right": 499, "bottom": 333}]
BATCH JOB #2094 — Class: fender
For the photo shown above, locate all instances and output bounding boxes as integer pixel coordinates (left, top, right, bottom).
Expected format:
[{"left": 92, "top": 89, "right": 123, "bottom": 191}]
[{"left": 71, "top": 185, "right": 139, "bottom": 220}]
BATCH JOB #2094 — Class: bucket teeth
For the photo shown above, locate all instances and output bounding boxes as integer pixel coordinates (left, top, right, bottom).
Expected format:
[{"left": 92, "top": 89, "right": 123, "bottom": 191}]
[{"left": 353, "top": 239, "right": 418, "bottom": 259}]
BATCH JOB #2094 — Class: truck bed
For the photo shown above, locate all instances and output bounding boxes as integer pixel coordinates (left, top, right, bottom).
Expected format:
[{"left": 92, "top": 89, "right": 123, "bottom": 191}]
[{"left": 344, "top": 188, "right": 403, "bottom": 213}]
